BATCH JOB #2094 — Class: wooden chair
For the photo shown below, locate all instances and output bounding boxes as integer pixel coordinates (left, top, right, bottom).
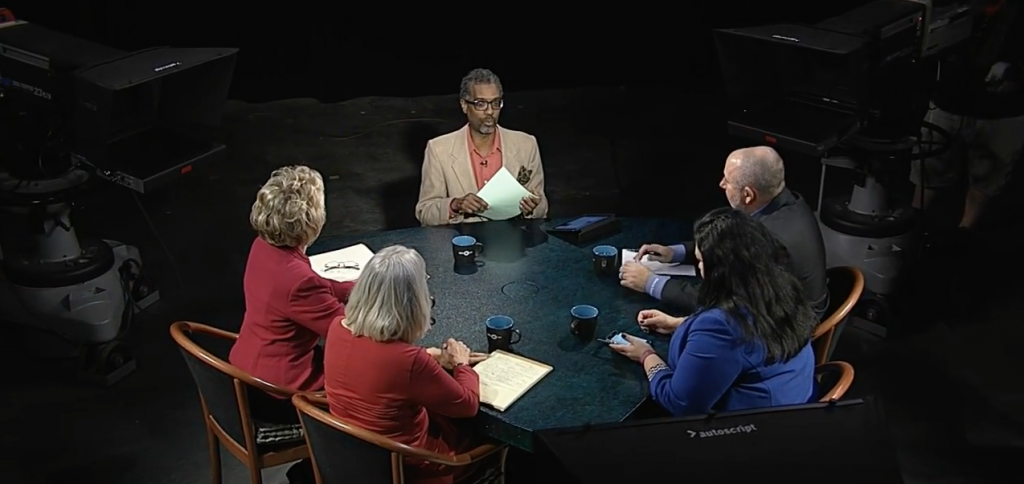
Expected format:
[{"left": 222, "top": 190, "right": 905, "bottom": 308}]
[
  {"left": 815, "top": 361, "right": 855, "bottom": 403},
  {"left": 170, "top": 321, "right": 309, "bottom": 484},
  {"left": 293, "top": 393, "right": 508, "bottom": 484},
  {"left": 812, "top": 267, "right": 865, "bottom": 365}
]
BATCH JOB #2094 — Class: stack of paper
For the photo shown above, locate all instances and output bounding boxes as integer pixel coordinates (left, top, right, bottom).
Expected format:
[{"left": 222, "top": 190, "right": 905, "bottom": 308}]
[
  {"left": 621, "top": 248, "right": 696, "bottom": 277},
  {"left": 476, "top": 167, "right": 534, "bottom": 221},
  {"left": 473, "top": 350, "right": 552, "bottom": 412},
  {"left": 308, "top": 243, "right": 375, "bottom": 282}
]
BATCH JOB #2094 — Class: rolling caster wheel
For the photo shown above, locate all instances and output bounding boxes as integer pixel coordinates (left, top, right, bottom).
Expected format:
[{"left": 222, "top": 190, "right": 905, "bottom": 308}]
[
  {"left": 97, "top": 341, "right": 133, "bottom": 375},
  {"left": 78, "top": 340, "right": 137, "bottom": 386},
  {"left": 856, "top": 299, "right": 889, "bottom": 324}
]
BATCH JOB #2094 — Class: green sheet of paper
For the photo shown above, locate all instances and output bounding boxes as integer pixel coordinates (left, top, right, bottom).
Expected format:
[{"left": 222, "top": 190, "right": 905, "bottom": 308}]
[{"left": 477, "top": 167, "right": 533, "bottom": 220}]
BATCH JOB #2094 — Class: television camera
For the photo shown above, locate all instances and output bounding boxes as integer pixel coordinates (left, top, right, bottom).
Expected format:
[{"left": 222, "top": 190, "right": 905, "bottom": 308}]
[
  {"left": 714, "top": 0, "right": 975, "bottom": 321},
  {"left": 0, "top": 16, "right": 238, "bottom": 384}
]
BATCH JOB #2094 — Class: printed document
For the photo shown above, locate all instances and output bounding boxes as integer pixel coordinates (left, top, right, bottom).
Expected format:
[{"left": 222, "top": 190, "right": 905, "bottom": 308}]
[
  {"left": 476, "top": 167, "right": 535, "bottom": 221},
  {"left": 308, "top": 243, "right": 375, "bottom": 282},
  {"left": 473, "top": 350, "right": 552, "bottom": 412},
  {"left": 621, "top": 248, "right": 696, "bottom": 277}
]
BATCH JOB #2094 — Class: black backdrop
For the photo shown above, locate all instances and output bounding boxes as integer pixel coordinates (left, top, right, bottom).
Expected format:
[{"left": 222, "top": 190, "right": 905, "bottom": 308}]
[
  {"left": 3, "top": 1, "right": 870, "bottom": 207},
  {"left": 4, "top": 2, "right": 867, "bottom": 104}
]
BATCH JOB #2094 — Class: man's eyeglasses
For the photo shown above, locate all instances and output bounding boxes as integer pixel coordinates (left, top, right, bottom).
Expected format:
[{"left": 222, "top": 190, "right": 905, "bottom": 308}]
[{"left": 464, "top": 98, "right": 503, "bottom": 111}]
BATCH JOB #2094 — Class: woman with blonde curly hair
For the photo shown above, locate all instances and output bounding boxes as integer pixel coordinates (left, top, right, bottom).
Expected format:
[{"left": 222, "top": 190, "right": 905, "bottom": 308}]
[{"left": 229, "top": 165, "right": 354, "bottom": 424}]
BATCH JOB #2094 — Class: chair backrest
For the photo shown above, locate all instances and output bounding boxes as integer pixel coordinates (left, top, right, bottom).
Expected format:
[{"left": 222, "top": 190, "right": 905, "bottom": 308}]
[
  {"left": 170, "top": 321, "right": 297, "bottom": 449},
  {"left": 171, "top": 321, "right": 251, "bottom": 446},
  {"left": 293, "top": 394, "right": 400, "bottom": 484},
  {"left": 816, "top": 361, "right": 855, "bottom": 403},
  {"left": 813, "top": 266, "right": 865, "bottom": 364}
]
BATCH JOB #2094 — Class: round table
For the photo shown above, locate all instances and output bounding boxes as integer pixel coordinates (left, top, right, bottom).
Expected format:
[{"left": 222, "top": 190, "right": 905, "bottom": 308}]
[{"left": 310, "top": 217, "right": 695, "bottom": 452}]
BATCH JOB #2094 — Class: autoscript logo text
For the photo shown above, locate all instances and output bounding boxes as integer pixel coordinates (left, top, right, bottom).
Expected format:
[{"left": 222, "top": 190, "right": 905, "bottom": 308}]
[{"left": 686, "top": 424, "right": 757, "bottom": 438}]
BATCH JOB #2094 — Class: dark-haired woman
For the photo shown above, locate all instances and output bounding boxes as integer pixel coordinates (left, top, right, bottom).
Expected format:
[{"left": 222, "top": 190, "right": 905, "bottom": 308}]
[{"left": 610, "top": 207, "right": 818, "bottom": 417}]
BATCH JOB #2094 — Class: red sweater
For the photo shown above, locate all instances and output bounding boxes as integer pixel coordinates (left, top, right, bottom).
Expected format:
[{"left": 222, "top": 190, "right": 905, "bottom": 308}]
[
  {"left": 229, "top": 237, "right": 354, "bottom": 393},
  {"left": 323, "top": 322, "right": 480, "bottom": 452}
]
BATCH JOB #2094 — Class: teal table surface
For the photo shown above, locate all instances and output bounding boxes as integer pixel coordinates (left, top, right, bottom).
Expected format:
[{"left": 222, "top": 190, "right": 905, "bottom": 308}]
[{"left": 310, "top": 217, "right": 695, "bottom": 451}]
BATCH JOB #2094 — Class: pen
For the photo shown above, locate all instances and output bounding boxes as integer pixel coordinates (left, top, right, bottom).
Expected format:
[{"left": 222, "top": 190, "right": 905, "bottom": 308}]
[
  {"left": 600, "top": 334, "right": 651, "bottom": 344},
  {"left": 599, "top": 338, "right": 652, "bottom": 344}
]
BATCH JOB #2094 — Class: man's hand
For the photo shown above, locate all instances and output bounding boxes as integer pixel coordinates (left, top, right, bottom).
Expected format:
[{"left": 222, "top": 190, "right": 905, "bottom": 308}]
[
  {"left": 986, "top": 62, "right": 1020, "bottom": 94},
  {"left": 987, "top": 62, "right": 1010, "bottom": 85},
  {"left": 637, "top": 309, "right": 686, "bottom": 335},
  {"left": 519, "top": 194, "right": 539, "bottom": 216},
  {"left": 620, "top": 261, "right": 652, "bottom": 293},
  {"left": 636, "top": 244, "right": 673, "bottom": 263},
  {"left": 452, "top": 194, "right": 488, "bottom": 214}
]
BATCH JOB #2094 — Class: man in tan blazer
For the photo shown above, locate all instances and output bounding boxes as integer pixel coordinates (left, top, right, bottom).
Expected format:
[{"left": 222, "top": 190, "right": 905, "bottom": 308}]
[{"left": 416, "top": 68, "right": 549, "bottom": 226}]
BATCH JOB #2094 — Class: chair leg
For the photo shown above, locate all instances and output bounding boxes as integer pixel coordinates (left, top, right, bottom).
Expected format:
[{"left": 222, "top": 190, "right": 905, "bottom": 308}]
[
  {"left": 497, "top": 447, "right": 509, "bottom": 484},
  {"left": 245, "top": 451, "right": 264, "bottom": 484},
  {"left": 248, "top": 465, "right": 263, "bottom": 484},
  {"left": 206, "top": 425, "right": 222, "bottom": 484}
]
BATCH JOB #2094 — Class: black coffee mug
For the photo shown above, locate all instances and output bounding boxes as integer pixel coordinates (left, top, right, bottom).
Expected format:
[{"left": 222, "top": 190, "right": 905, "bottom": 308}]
[
  {"left": 485, "top": 315, "right": 522, "bottom": 353},
  {"left": 452, "top": 235, "right": 485, "bottom": 275},
  {"left": 592, "top": 245, "right": 618, "bottom": 276},
  {"left": 570, "top": 305, "right": 599, "bottom": 340}
]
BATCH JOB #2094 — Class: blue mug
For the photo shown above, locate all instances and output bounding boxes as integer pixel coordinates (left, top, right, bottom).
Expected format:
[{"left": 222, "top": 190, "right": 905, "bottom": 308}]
[
  {"left": 570, "top": 304, "right": 599, "bottom": 340},
  {"left": 592, "top": 245, "right": 618, "bottom": 275},
  {"left": 485, "top": 315, "right": 521, "bottom": 353},
  {"left": 452, "top": 236, "right": 485, "bottom": 274}
]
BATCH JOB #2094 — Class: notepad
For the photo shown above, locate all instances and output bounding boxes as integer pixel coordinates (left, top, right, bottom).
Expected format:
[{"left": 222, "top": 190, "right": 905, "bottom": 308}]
[
  {"left": 308, "top": 243, "right": 375, "bottom": 283},
  {"left": 621, "top": 248, "right": 697, "bottom": 277},
  {"left": 473, "top": 350, "right": 552, "bottom": 412},
  {"left": 476, "top": 167, "right": 535, "bottom": 221}
]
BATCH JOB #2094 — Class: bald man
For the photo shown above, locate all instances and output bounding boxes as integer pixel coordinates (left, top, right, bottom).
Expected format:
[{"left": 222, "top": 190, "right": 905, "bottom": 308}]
[{"left": 620, "top": 146, "right": 829, "bottom": 321}]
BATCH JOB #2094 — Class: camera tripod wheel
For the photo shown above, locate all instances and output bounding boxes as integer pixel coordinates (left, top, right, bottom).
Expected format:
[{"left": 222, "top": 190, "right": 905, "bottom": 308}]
[
  {"left": 855, "top": 297, "right": 890, "bottom": 324},
  {"left": 78, "top": 339, "right": 137, "bottom": 386}
]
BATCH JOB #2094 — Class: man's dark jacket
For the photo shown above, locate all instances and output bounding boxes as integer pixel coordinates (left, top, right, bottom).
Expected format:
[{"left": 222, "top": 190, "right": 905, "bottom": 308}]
[{"left": 661, "top": 188, "right": 830, "bottom": 320}]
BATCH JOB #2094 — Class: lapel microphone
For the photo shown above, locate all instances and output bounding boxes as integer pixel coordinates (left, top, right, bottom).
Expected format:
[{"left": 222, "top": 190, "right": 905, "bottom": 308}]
[{"left": 481, "top": 159, "right": 488, "bottom": 167}]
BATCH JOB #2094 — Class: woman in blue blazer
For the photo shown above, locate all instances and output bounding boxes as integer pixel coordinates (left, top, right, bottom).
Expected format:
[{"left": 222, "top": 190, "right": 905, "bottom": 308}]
[{"left": 611, "top": 207, "right": 818, "bottom": 417}]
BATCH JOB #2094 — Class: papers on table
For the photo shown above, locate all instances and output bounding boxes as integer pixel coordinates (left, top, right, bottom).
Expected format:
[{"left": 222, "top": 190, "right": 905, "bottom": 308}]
[
  {"left": 308, "top": 243, "right": 375, "bottom": 282},
  {"left": 473, "top": 350, "right": 552, "bottom": 412},
  {"left": 621, "top": 248, "right": 697, "bottom": 277},
  {"left": 476, "top": 167, "right": 535, "bottom": 221}
]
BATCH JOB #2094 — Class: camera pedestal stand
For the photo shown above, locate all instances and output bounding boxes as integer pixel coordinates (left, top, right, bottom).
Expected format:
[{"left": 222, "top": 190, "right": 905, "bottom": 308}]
[
  {"left": 815, "top": 136, "right": 922, "bottom": 325},
  {"left": 0, "top": 169, "right": 158, "bottom": 386}
]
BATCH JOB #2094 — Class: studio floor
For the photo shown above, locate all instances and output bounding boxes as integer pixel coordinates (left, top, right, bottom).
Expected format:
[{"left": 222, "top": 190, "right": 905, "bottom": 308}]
[{"left": 1, "top": 87, "right": 1022, "bottom": 483}]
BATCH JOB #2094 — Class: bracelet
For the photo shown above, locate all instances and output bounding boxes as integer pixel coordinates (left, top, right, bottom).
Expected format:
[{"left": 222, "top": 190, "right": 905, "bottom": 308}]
[
  {"left": 639, "top": 349, "right": 657, "bottom": 364},
  {"left": 646, "top": 363, "right": 669, "bottom": 381}
]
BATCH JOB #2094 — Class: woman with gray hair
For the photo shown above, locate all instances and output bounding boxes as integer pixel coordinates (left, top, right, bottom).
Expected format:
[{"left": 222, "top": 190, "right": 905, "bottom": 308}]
[
  {"left": 229, "top": 165, "right": 355, "bottom": 424},
  {"left": 324, "top": 245, "right": 485, "bottom": 484}
]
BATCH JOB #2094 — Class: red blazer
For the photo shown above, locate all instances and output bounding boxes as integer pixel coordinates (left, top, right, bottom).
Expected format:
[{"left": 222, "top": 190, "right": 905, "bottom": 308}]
[
  {"left": 229, "top": 237, "right": 355, "bottom": 394},
  {"left": 324, "top": 323, "right": 479, "bottom": 484}
]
